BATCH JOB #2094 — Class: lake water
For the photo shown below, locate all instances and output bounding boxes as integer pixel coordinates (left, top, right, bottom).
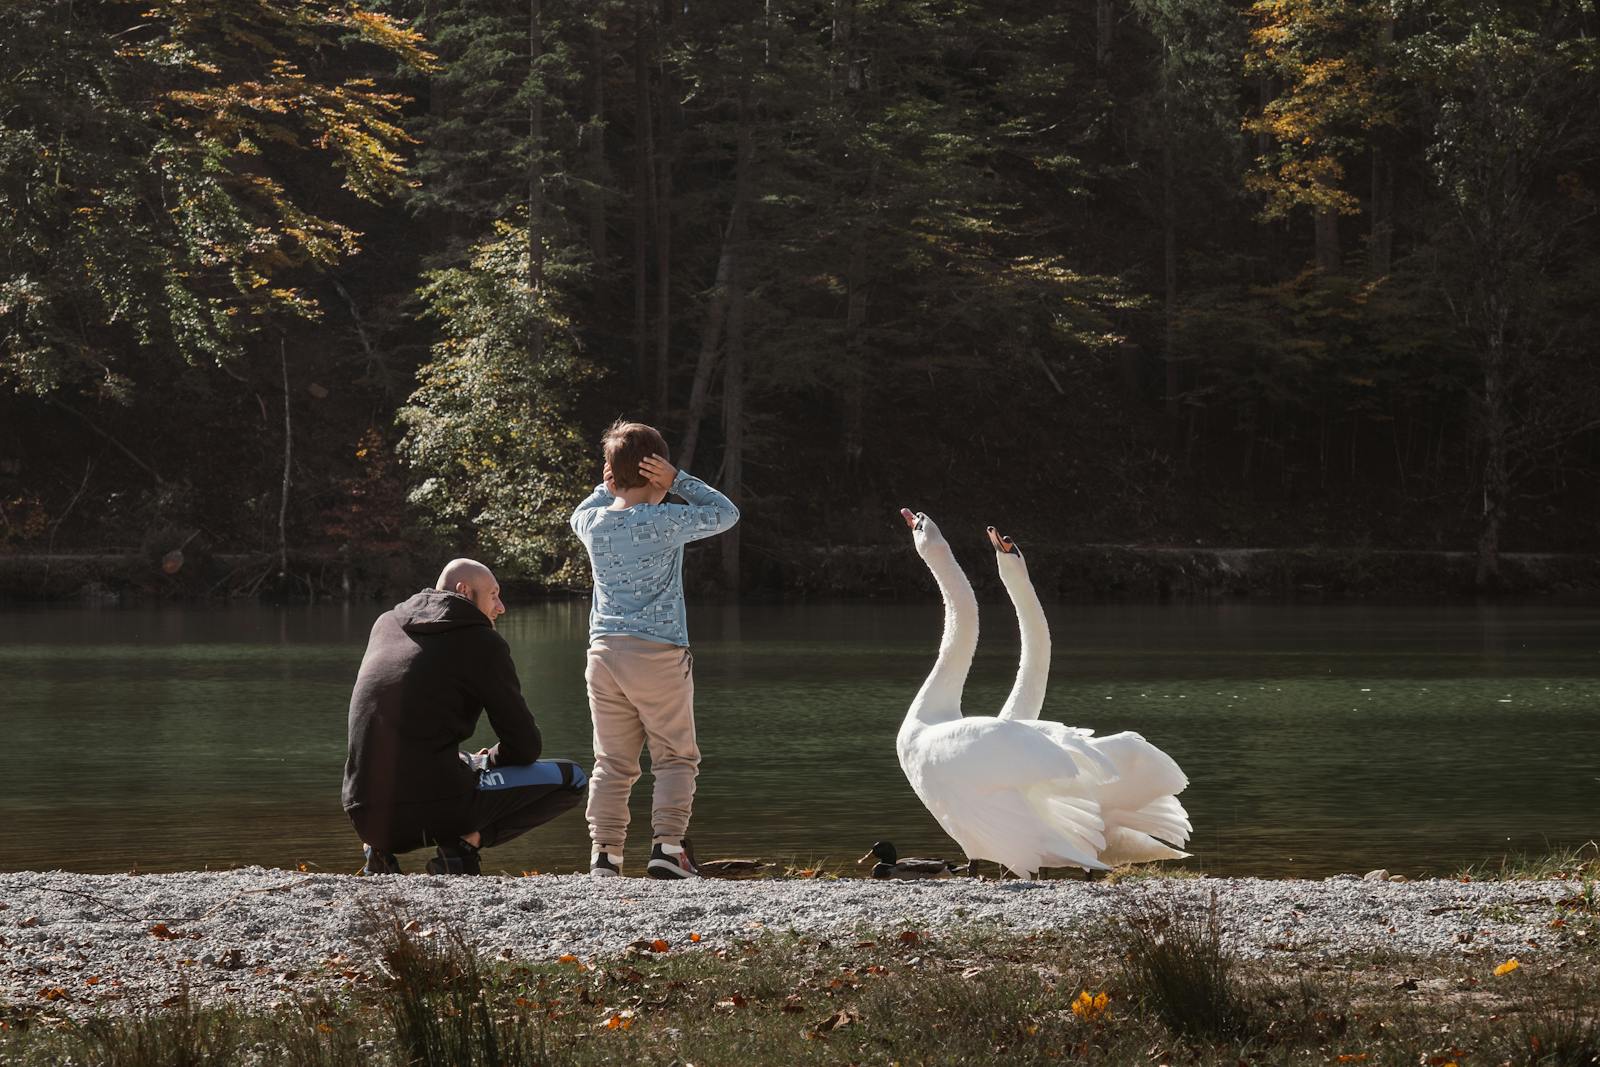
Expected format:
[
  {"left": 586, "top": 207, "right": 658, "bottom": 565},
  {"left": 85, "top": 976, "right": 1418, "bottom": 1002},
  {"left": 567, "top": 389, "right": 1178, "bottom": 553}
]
[{"left": 0, "top": 600, "right": 1595, "bottom": 879}]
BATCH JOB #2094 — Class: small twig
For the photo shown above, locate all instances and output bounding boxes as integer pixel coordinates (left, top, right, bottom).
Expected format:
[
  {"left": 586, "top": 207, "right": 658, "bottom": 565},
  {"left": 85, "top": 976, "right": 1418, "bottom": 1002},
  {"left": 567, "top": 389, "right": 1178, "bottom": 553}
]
[
  {"left": 200, "top": 876, "right": 315, "bottom": 920},
  {"left": 44, "top": 885, "right": 147, "bottom": 923}
]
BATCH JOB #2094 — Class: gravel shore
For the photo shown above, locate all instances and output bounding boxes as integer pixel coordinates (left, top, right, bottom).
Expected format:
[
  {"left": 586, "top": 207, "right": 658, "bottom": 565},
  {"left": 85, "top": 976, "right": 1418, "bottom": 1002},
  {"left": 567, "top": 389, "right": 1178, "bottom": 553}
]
[{"left": 1, "top": 868, "right": 1589, "bottom": 1018}]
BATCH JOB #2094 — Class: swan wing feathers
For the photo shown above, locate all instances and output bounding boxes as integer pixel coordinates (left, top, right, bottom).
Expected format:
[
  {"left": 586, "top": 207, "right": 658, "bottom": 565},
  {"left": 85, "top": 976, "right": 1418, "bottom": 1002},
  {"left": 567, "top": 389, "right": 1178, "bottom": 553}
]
[
  {"left": 1085, "top": 730, "right": 1189, "bottom": 809},
  {"left": 947, "top": 782, "right": 1109, "bottom": 874},
  {"left": 1022, "top": 720, "right": 1118, "bottom": 782},
  {"left": 914, "top": 717, "right": 1097, "bottom": 793}
]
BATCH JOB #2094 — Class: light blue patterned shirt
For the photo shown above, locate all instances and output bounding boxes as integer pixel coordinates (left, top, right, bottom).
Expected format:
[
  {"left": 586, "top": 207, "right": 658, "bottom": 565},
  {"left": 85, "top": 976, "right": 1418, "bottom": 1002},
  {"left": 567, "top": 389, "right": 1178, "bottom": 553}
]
[{"left": 569, "top": 471, "right": 740, "bottom": 647}]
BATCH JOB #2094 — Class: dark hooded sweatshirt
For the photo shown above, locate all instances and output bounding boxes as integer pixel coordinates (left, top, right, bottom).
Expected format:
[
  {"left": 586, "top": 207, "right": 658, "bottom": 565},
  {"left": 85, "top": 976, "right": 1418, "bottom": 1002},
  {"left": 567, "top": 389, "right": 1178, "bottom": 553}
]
[{"left": 342, "top": 590, "right": 542, "bottom": 843}]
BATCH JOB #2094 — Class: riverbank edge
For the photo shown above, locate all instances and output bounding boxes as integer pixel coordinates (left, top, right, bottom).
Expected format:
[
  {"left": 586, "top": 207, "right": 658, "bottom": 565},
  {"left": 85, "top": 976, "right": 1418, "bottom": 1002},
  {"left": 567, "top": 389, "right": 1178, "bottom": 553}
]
[
  {"left": 4, "top": 542, "right": 1599, "bottom": 603},
  {"left": 1, "top": 866, "right": 1594, "bottom": 1024}
]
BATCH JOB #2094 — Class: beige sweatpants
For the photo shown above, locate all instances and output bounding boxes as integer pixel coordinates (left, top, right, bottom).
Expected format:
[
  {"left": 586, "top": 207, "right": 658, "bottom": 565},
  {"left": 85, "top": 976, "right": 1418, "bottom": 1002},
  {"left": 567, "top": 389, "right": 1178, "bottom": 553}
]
[{"left": 585, "top": 635, "right": 699, "bottom": 850}]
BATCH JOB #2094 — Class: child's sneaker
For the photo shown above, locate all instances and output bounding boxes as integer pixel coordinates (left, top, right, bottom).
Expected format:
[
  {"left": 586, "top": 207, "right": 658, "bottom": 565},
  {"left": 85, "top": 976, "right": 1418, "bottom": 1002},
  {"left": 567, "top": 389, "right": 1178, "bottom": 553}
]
[
  {"left": 647, "top": 838, "right": 699, "bottom": 879},
  {"left": 590, "top": 850, "right": 623, "bottom": 878},
  {"left": 362, "top": 845, "right": 402, "bottom": 876},
  {"left": 425, "top": 839, "right": 481, "bottom": 876}
]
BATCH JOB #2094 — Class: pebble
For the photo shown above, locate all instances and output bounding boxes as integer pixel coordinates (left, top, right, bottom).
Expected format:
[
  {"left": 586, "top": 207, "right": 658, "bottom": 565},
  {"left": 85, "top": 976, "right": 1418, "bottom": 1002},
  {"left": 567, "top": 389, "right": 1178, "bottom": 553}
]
[{"left": 0, "top": 867, "right": 1585, "bottom": 1018}]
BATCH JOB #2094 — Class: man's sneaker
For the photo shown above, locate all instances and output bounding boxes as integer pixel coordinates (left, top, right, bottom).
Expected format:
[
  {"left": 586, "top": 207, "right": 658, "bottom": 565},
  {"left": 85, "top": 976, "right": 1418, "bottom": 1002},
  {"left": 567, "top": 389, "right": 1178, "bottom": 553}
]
[
  {"left": 425, "top": 839, "right": 481, "bottom": 876},
  {"left": 647, "top": 838, "right": 699, "bottom": 880},
  {"left": 362, "top": 845, "right": 402, "bottom": 876},
  {"left": 589, "top": 850, "right": 622, "bottom": 878}
]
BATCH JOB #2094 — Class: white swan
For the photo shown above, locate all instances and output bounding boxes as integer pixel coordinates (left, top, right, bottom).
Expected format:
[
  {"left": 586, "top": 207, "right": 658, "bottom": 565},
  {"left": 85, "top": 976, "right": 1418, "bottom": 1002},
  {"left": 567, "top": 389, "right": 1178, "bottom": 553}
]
[
  {"left": 988, "top": 526, "right": 1194, "bottom": 866},
  {"left": 897, "top": 508, "right": 1111, "bottom": 877}
]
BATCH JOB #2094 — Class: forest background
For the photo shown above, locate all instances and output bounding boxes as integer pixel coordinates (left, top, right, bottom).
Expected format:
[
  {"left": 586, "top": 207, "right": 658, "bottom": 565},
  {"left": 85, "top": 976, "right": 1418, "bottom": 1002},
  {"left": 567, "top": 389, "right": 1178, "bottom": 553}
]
[{"left": 2, "top": 0, "right": 1598, "bottom": 600}]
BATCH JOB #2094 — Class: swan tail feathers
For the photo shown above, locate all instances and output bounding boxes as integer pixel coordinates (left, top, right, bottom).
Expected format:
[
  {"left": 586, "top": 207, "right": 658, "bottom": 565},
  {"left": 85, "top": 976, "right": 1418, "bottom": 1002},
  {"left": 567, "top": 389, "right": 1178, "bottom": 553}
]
[
  {"left": 1100, "top": 827, "right": 1191, "bottom": 866},
  {"left": 1115, "top": 795, "right": 1194, "bottom": 849}
]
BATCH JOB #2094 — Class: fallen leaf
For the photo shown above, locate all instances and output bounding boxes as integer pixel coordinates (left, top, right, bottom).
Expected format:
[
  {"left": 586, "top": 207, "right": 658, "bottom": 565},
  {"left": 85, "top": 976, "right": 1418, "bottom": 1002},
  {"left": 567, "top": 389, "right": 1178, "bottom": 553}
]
[
  {"left": 781, "top": 994, "right": 805, "bottom": 1013},
  {"left": 898, "top": 930, "right": 921, "bottom": 945},
  {"left": 85, "top": 976, "right": 101, "bottom": 986},
  {"left": 558, "top": 954, "right": 580, "bottom": 964},
  {"left": 18, "top": 916, "right": 39, "bottom": 929},
  {"left": 148, "top": 923, "right": 181, "bottom": 941},
  {"left": 689, "top": 932, "right": 702, "bottom": 943},
  {"left": 37, "top": 988, "right": 68, "bottom": 1002},
  {"left": 813, "top": 1007, "right": 861, "bottom": 1033},
  {"left": 1336, "top": 1055, "right": 1369, "bottom": 1064},
  {"left": 716, "top": 994, "right": 748, "bottom": 1011},
  {"left": 1493, "top": 958, "right": 1521, "bottom": 977},
  {"left": 651, "top": 939, "right": 670, "bottom": 952}
]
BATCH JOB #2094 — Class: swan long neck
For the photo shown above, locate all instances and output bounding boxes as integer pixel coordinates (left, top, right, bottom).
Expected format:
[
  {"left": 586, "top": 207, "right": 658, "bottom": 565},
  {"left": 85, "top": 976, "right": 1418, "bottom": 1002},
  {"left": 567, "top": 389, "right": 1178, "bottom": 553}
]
[
  {"left": 997, "top": 558, "right": 1050, "bottom": 721},
  {"left": 907, "top": 543, "right": 977, "bottom": 729}
]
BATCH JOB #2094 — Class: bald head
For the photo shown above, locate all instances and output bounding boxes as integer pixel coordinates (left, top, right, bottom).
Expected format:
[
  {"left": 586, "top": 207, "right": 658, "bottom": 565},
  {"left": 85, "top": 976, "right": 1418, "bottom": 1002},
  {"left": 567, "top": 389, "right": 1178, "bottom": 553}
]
[{"left": 436, "top": 558, "right": 505, "bottom": 626}]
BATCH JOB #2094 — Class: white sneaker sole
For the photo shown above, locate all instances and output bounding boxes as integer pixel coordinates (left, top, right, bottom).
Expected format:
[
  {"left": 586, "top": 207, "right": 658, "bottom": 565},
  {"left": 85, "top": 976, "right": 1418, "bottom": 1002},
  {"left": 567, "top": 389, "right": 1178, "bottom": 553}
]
[{"left": 647, "top": 859, "right": 699, "bottom": 879}]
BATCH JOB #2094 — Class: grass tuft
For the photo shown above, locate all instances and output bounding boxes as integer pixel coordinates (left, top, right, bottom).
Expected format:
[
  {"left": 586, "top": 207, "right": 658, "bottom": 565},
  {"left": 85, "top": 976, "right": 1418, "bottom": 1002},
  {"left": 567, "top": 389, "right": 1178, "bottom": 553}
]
[
  {"left": 1504, "top": 981, "right": 1600, "bottom": 1066},
  {"left": 370, "top": 907, "right": 547, "bottom": 1067},
  {"left": 1458, "top": 841, "right": 1600, "bottom": 883},
  {"left": 77, "top": 985, "right": 238, "bottom": 1067},
  {"left": 1119, "top": 890, "right": 1256, "bottom": 1041}
]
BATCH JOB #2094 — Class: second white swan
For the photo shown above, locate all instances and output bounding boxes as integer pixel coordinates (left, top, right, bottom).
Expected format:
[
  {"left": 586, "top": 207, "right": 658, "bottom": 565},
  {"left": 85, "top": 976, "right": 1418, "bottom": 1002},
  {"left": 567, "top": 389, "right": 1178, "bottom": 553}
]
[{"left": 988, "top": 525, "right": 1193, "bottom": 866}]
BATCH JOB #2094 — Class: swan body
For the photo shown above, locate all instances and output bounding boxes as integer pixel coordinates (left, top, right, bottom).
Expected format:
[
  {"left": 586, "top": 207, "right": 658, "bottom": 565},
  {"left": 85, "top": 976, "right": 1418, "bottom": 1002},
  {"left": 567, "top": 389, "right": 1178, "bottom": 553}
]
[
  {"left": 897, "top": 510, "right": 1113, "bottom": 877},
  {"left": 988, "top": 527, "right": 1193, "bottom": 866}
]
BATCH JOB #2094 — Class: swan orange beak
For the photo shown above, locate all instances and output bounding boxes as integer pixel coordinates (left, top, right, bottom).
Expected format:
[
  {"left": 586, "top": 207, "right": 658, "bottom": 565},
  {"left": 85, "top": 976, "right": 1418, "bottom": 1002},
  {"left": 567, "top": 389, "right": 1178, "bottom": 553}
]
[
  {"left": 987, "top": 527, "right": 1018, "bottom": 553},
  {"left": 900, "top": 508, "right": 917, "bottom": 528}
]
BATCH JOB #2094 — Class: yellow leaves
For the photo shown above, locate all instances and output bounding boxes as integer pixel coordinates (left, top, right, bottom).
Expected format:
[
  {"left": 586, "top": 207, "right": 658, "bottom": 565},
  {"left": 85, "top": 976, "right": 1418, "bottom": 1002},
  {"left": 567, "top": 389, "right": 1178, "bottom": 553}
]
[
  {"left": 599, "top": 1009, "right": 634, "bottom": 1030},
  {"left": 1070, "top": 990, "right": 1110, "bottom": 1021},
  {"left": 1336, "top": 1054, "right": 1369, "bottom": 1063},
  {"left": 1493, "top": 958, "right": 1521, "bottom": 976}
]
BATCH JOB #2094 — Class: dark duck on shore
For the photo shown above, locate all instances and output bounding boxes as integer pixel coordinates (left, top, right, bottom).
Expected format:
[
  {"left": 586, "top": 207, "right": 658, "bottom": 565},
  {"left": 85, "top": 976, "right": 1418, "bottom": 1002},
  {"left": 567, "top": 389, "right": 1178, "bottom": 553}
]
[{"left": 858, "top": 841, "right": 958, "bottom": 879}]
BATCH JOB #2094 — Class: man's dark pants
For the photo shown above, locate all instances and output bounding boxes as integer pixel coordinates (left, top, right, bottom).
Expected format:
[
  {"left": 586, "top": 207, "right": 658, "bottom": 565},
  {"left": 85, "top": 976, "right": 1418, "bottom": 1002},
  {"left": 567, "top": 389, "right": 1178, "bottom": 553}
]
[{"left": 352, "top": 759, "right": 588, "bottom": 854}]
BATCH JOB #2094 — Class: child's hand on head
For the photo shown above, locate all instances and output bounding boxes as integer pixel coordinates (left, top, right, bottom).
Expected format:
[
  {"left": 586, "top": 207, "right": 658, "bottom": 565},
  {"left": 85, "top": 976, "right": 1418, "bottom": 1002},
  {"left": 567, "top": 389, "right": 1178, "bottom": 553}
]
[{"left": 639, "top": 454, "right": 677, "bottom": 491}]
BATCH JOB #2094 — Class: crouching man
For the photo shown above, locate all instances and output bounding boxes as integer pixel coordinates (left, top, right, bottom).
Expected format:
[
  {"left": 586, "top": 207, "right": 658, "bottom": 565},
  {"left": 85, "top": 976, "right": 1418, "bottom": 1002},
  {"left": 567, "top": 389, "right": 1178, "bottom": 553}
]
[{"left": 343, "top": 558, "right": 586, "bottom": 875}]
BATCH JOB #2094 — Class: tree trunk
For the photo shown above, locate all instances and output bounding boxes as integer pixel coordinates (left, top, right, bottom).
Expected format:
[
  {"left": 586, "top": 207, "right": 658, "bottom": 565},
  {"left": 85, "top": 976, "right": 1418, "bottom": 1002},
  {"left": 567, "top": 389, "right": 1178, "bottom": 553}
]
[
  {"left": 842, "top": 235, "right": 869, "bottom": 468},
  {"left": 585, "top": 17, "right": 607, "bottom": 266},
  {"left": 677, "top": 207, "right": 738, "bottom": 475},
  {"left": 1314, "top": 205, "right": 1340, "bottom": 272},
  {"left": 721, "top": 70, "right": 754, "bottom": 595},
  {"left": 654, "top": 49, "right": 673, "bottom": 417},
  {"left": 632, "top": 4, "right": 652, "bottom": 397},
  {"left": 1160, "top": 79, "right": 1180, "bottom": 433},
  {"left": 1368, "top": 9, "right": 1395, "bottom": 277},
  {"left": 277, "top": 337, "right": 292, "bottom": 578},
  {"left": 1369, "top": 148, "right": 1393, "bottom": 276},
  {"left": 528, "top": 0, "right": 545, "bottom": 360},
  {"left": 1095, "top": 0, "right": 1114, "bottom": 70},
  {"left": 1475, "top": 342, "right": 1509, "bottom": 590}
]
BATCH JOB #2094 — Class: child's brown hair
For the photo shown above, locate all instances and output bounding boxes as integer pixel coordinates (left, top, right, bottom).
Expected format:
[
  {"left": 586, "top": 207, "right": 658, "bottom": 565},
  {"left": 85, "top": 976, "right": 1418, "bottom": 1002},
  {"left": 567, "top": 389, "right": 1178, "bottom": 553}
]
[{"left": 602, "top": 419, "right": 671, "bottom": 490}]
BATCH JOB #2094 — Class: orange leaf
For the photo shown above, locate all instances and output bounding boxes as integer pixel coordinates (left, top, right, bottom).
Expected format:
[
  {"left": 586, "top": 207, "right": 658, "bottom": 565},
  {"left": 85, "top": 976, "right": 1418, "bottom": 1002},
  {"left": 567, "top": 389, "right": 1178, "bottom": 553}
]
[
  {"left": 148, "top": 923, "right": 181, "bottom": 940},
  {"left": 558, "top": 954, "right": 579, "bottom": 964},
  {"left": 650, "top": 939, "right": 670, "bottom": 953},
  {"left": 689, "top": 932, "right": 702, "bottom": 943},
  {"left": 1493, "top": 958, "right": 1521, "bottom": 977},
  {"left": 898, "top": 930, "right": 921, "bottom": 945}
]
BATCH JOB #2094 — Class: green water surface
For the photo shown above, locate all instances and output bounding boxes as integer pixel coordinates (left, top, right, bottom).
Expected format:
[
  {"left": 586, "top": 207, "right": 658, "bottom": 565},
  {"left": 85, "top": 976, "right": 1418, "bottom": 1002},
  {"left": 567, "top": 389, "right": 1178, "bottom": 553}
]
[{"left": 0, "top": 600, "right": 1595, "bottom": 878}]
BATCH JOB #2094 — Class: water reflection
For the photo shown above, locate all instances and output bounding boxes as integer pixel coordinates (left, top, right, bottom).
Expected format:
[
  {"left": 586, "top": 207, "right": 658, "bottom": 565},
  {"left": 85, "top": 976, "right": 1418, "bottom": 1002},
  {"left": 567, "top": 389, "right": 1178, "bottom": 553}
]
[{"left": 0, "top": 601, "right": 1595, "bottom": 877}]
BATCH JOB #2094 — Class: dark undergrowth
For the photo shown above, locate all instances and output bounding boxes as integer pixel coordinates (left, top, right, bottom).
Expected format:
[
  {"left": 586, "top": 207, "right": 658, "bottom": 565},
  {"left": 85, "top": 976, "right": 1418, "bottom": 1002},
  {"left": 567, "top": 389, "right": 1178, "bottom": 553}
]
[{"left": 2, "top": 904, "right": 1597, "bottom": 1066}]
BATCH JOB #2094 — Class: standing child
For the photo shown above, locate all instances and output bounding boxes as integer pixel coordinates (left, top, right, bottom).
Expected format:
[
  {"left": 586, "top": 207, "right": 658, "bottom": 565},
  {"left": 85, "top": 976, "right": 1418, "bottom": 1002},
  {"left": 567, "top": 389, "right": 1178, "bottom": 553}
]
[{"left": 569, "top": 420, "right": 739, "bottom": 878}]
